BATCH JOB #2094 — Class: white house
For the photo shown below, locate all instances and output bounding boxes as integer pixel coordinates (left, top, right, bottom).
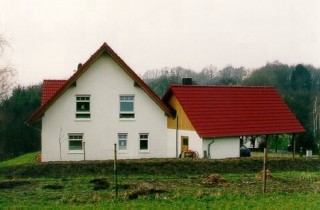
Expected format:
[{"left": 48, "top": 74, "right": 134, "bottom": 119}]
[
  {"left": 27, "top": 43, "right": 304, "bottom": 161},
  {"left": 27, "top": 43, "right": 175, "bottom": 162}
]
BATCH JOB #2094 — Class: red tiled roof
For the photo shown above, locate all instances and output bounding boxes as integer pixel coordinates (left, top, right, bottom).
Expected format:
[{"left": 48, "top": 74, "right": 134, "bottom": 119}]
[
  {"left": 26, "top": 43, "right": 175, "bottom": 124},
  {"left": 163, "top": 85, "right": 304, "bottom": 138},
  {"left": 41, "top": 80, "right": 67, "bottom": 105}
]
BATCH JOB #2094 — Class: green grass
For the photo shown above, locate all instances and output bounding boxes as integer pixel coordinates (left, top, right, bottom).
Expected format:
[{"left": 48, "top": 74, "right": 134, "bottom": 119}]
[
  {"left": 1, "top": 172, "right": 320, "bottom": 208},
  {"left": 0, "top": 152, "right": 38, "bottom": 168},
  {"left": 1, "top": 153, "right": 320, "bottom": 208}
]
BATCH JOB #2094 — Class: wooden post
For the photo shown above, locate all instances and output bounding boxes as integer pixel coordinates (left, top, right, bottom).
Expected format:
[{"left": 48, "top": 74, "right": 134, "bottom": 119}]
[
  {"left": 275, "top": 135, "right": 278, "bottom": 153},
  {"left": 292, "top": 134, "right": 296, "bottom": 158},
  {"left": 83, "top": 141, "right": 86, "bottom": 161},
  {"left": 263, "top": 147, "right": 267, "bottom": 193},
  {"left": 114, "top": 144, "right": 118, "bottom": 198},
  {"left": 263, "top": 135, "right": 268, "bottom": 193}
]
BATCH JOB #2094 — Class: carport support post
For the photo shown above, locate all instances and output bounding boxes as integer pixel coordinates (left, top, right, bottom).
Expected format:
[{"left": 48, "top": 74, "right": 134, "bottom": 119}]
[
  {"left": 292, "top": 134, "right": 296, "bottom": 158},
  {"left": 263, "top": 134, "right": 268, "bottom": 193}
]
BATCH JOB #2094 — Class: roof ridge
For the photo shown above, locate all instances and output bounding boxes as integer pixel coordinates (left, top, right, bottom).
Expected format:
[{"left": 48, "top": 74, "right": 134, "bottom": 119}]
[{"left": 170, "top": 85, "right": 275, "bottom": 88}]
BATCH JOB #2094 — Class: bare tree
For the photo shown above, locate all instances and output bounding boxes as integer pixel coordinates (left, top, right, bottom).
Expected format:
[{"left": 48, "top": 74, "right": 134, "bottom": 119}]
[
  {"left": 0, "top": 35, "right": 17, "bottom": 101},
  {"left": 58, "top": 127, "right": 68, "bottom": 161},
  {"left": 312, "top": 95, "right": 320, "bottom": 138},
  {"left": 0, "top": 67, "right": 16, "bottom": 100}
]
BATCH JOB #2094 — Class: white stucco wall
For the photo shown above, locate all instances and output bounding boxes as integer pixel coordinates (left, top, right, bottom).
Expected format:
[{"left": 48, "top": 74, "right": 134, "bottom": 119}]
[
  {"left": 167, "top": 129, "right": 240, "bottom": 159},
  {"left": 167, "top": 129, "right": 203, "bottom": 158},
  {"left": 41, "top": 54, "right": 168, "bottom": 162},
  {"left": 203, "top": 137, "right": 240, "bottom": 159}
]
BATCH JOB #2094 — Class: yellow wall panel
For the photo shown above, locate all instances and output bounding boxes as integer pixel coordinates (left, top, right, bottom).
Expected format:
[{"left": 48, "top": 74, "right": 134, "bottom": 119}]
[{"left": 167, "top": 95, "right": 195, "bottom": 131}]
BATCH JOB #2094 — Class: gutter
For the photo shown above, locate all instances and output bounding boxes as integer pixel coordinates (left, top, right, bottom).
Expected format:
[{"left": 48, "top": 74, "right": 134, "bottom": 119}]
[{"left": 25, "top": 122, "right": 42, "bottom": 132}]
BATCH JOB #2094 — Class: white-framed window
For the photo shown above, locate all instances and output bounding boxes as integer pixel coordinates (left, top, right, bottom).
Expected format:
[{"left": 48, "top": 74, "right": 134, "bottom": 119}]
[
  {"left": 118, "top": 133, "right": 127, "bottom": 151},
  {"left": 119, "top": 95, "right": 135, "bottom": 119},
  {"left": 76, "top": 95, "right": 90, "bottom": 119},
  {"left": 68, "top": 133, "right": 83, "bottom": 151},
  {"left": 139, "top": 133, "right": 148, "bottom": 151}
]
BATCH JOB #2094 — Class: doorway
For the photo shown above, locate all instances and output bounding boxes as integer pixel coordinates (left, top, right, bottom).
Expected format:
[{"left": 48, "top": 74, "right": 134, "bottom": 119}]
[{"left": 181, "top": 136, "right": 189, "bottom": 153}]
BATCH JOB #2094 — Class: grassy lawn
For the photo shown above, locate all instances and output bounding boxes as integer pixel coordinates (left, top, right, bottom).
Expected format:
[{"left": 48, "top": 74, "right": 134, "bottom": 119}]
[
  {"left": 0, "top": 152, "right": 38, "bottom": 168},
  {"left": 1, "top": 153, "right": 320, "bottom": 209},
  {"left": 251, "top": 151, "right": 308, "bottom": 158}
]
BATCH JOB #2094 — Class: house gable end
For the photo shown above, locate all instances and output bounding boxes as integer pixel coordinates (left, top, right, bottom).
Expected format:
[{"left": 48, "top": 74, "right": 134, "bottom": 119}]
[{"left": 26, "top": 43, "right": 174, "bottom": 124}]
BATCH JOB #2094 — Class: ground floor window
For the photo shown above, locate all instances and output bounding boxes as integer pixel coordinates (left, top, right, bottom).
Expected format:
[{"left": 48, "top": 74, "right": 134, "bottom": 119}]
[
  {"left": 139, "top": 133, "right": 149, "bottom": 151},
  {"left": 68, "top": 133, "right": 83, "bottom": 151},
  {"left": 118, "top": 133, "right": 128, "bottom": 151}
]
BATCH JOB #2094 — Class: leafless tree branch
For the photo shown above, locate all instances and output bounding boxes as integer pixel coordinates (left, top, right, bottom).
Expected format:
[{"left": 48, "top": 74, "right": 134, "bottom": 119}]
[{"left": 0, "top": 35, "right": 16, "bottom": 101}]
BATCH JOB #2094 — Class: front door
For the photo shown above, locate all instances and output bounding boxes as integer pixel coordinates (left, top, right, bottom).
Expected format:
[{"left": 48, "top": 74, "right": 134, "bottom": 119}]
[{"left": 181, "top": 136, "right": 189, "bottom": 152}]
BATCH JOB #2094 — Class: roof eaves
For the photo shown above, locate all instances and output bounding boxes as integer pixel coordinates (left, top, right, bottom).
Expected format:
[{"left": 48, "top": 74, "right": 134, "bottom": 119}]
[
  {"left": 26, "top": 44, "right": 108, "bottom": 124},
  {"left": 162, "top": 86, "right": 174, "bottom": 103}
]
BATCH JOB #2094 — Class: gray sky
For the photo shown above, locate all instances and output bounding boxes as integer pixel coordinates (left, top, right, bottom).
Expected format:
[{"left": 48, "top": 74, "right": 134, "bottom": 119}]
[{"left": 1, "top": 0, "right": 320, "bottom": 85}]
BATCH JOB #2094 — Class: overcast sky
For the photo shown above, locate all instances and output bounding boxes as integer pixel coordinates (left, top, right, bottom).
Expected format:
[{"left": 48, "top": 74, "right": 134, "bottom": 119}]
[{"left": 1, "top": 0, "right": 320, "bottom": 85}]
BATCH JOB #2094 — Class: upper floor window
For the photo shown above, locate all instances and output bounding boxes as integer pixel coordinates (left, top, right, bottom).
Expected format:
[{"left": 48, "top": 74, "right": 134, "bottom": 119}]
[
  {"left": 119, "top": 95, "right": 135, "bottom": 119},
  {"left": 76, "top": 95, "right": 90, "bottom": 119}
]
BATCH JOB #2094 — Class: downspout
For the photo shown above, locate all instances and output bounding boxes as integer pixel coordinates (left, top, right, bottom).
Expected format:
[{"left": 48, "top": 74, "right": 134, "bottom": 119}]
[
  {"left": 207, "top": 138, "right": 215, "bottom": 158},
  {"left": 83, "top": 141, "right": 86, "bottom": 161},
  {"left": 176, "top": 114, "right": 179, "bottom": 158}
]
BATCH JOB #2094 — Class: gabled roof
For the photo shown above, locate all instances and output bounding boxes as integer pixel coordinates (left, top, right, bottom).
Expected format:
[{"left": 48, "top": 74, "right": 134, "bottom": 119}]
[
  {"left": 26, "top": 43, "right": 174, "bottom": 124},
  {"left": 163, "top": 85, "right": 305, "bottom": 138},
  {"left": 41, "top": 80, "right": 67, "bottom": 105}
]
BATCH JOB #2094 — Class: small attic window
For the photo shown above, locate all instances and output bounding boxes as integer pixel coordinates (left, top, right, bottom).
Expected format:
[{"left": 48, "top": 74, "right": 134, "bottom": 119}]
[{"left": 76, "top": 95, "right": 90, "bottom": 119}]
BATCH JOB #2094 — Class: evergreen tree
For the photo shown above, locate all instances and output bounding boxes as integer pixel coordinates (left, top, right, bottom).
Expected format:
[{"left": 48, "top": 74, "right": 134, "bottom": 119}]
[{"left": 0, "top": 85, "right": 41, "bottom": 160}]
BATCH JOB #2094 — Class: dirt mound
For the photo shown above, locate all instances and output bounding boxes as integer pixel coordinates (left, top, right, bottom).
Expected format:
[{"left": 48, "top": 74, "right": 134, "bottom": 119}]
[
  {"left": 89, "top": 178, "right": 110, "bottom": 190},
  {"left": 202, "top": 174, "right": 227, "bottom": 187},
  {"left": 0, "top": 180, "right": 31, "bottom": 189},
  {"left": 42, "top": 184, "right": 64, "bottom": 190},
  {"left": 256, "top": 169, "right": 273, "bottom": 179},
  {"left": 127, "top": 182, "right": 167, "bottom": 199}
]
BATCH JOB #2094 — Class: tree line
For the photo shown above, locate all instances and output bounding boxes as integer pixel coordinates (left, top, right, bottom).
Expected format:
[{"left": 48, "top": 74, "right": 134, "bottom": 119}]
[
  {"left": 0, "top": 85, "right": 41, "bottom": 161},
  {"left": 0, "top": 36, "right": 41, "bottom": 160}
]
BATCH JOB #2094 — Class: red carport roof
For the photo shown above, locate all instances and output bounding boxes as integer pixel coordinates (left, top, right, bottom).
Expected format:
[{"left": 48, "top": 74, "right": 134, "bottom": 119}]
[{"left": 163, "top": 85, "right": 305, "bottom": 138}]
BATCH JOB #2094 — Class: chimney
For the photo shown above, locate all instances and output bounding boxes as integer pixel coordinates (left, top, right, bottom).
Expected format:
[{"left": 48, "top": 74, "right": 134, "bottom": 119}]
[
  {"left": 182, "top": 78, "right": 192, "bottom": 85},
  {"left": 78, "top": 63, "right": 83, "bottom": 70}
]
